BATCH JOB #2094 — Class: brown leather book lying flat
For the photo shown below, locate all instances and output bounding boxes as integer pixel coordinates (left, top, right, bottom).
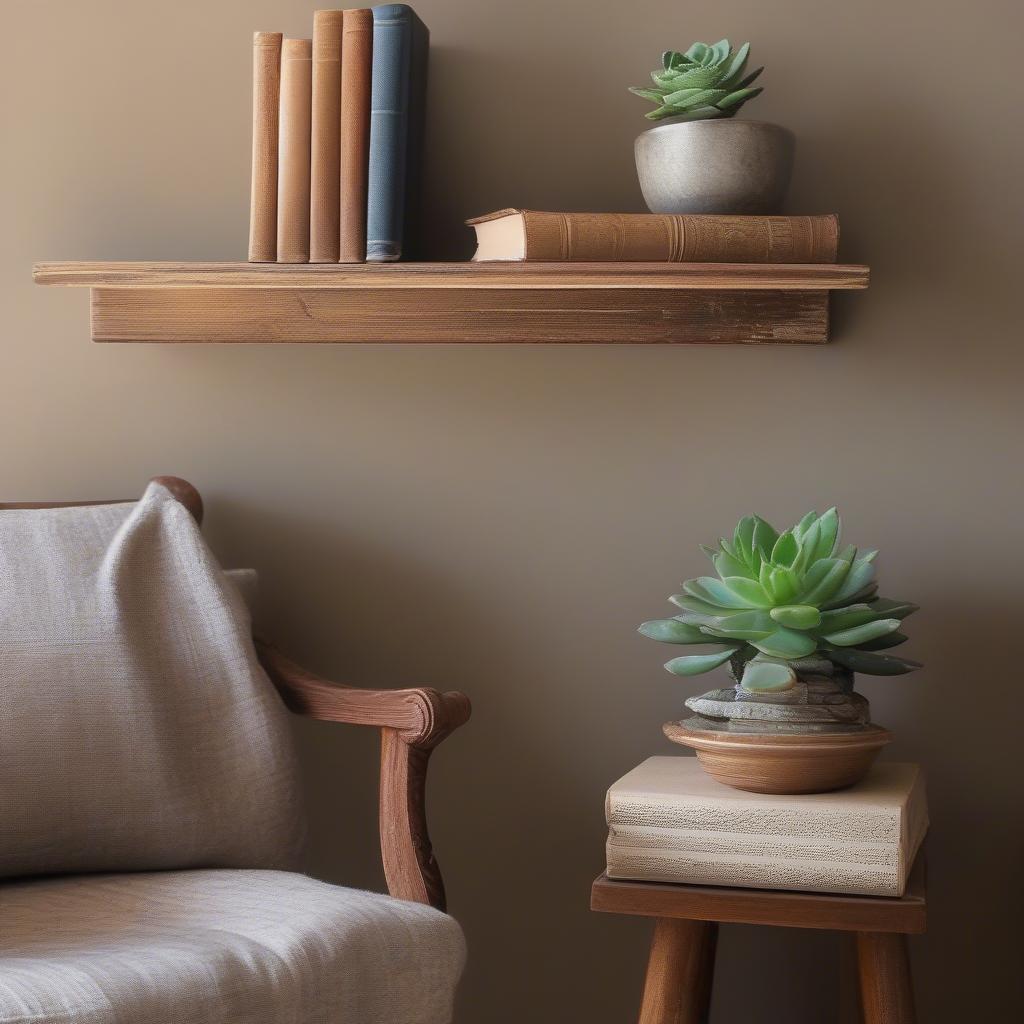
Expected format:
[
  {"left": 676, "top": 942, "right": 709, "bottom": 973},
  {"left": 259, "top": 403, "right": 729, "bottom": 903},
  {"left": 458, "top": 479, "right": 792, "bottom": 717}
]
[{"left": 467, "top": 209, "right": 839, "bottom": 263}]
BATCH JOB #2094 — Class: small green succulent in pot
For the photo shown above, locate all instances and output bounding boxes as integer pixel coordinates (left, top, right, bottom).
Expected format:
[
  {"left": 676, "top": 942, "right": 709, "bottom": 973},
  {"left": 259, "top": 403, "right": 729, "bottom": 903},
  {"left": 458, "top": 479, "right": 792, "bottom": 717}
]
[
  {"left": 639, "top": 508, "right": 922, "bottom": 694},
  {"left": 630, "top": 39, "right": 765, "bottom": 122}
]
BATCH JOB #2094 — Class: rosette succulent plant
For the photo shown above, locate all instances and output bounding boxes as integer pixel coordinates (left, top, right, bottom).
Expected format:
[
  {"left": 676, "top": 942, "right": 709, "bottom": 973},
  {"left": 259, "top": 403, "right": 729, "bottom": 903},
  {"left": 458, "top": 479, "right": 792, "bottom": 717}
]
[
  {"left": 630, "top": 40, "right": 764, "bottom": 122},
  {"left": 639, "top": 509, "right": 921, "bottom": 692}
]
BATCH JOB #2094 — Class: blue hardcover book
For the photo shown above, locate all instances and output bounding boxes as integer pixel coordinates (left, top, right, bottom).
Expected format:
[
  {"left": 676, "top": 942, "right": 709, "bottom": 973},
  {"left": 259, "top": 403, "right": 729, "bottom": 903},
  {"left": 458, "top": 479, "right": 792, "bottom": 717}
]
[{"left": 367, "top": 4, "right": 429, "bottom": 262}]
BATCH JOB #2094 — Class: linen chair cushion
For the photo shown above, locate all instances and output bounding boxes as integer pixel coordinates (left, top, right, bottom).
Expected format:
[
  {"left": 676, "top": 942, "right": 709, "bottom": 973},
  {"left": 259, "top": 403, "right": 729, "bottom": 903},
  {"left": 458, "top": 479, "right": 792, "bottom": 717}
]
[
  {"left": 0, "top": 869, "right": 466, "bottom": 1024},
  {"left": 0, "top": 483, "right": 304, "bottom": 878}
]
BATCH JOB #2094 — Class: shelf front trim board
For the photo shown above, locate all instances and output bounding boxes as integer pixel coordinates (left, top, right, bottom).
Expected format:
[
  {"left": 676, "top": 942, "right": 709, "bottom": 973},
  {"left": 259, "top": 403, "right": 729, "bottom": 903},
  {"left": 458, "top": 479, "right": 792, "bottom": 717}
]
[{"left": 33, "top": 261, "right": 869, "bottom": 345}]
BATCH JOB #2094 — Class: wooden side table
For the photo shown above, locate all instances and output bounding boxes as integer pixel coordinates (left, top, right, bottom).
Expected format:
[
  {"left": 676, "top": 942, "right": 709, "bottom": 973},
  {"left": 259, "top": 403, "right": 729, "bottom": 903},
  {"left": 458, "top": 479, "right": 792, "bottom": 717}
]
[{"left": 591, "top": 856, "right": 926, "bottom": 1024}]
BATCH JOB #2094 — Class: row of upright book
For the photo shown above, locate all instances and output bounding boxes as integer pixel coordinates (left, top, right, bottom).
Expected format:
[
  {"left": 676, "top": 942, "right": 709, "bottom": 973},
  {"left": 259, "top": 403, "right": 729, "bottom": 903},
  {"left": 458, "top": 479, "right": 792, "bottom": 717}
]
[{"left": 249, "top": 4, "right": 427, "bottom": 264}]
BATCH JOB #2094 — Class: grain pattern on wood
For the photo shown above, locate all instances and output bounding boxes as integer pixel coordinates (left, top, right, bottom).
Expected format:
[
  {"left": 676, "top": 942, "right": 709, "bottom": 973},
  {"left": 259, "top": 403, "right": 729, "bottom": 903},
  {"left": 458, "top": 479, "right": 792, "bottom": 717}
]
[
  {"left": 638, "top": 918, "right": 713, "bottom": 1024},
  {"left": 856, "top": 932, "right": 916, "bottom": 1023},
  {"left": 591, "top": 856, "right": 926, "bottom": 934},
  {"left": 88, "top": 287, "right": 831, "bottom": 344},
  {"left": 3, "top": 478, "right": 470, "bottom": 914},
  {"left": 33, "top": 261, "right": 870, "bottom": 291},
  {"left": 663, "top": 721, "right": 892, "bottom": 794}
]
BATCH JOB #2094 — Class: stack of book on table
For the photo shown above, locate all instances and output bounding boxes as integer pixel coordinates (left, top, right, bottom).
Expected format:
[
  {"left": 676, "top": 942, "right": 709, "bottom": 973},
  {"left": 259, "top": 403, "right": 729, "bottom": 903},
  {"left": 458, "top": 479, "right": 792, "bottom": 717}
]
[
  {"left": 605, "top": 757, "right": 928, "bottom": 897},
  {"left": 249, "top": 4, "right": 427, "bottom": 265},
  {"left": 466, "top": 210, "right": 840, "bottom": 263}
]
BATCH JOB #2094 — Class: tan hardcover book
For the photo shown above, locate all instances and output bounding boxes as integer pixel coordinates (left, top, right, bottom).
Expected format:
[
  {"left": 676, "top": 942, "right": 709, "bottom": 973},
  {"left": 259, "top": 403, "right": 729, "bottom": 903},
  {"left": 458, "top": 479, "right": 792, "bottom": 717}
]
[
  {"left": 277, "top": 38, "right": 313, "bottom": 264},
  {"left": 339, "top": 9, "right": 373, "bottom": 263},
  {"left": 310, "top": 11, "right": 344, "bottom": 263},
  {"left": 248, "top": 32, "right": 283, "bottom": 263},
  {"left": 467, "top": 210, "right": 839, "bottom": 263},
  {"left": 605, "top": 757, "right": 928, "bottom": 897}
]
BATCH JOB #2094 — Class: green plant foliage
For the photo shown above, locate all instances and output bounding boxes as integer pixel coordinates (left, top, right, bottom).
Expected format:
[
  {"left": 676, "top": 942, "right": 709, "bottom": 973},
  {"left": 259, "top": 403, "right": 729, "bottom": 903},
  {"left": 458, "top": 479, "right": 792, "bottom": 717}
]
[
  {"left": 638, "top": 509, "right": 922, "bottom": 685},
  {"left": 629, "top": 39, "right": 764, "bottom": 121}
]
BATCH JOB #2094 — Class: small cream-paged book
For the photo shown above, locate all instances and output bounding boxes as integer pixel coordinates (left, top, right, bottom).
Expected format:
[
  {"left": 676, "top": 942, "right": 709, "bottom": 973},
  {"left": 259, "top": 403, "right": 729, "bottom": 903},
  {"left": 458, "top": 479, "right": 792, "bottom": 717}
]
[{"left": 605, "top": 756, "right": 927, "bottom": 897}]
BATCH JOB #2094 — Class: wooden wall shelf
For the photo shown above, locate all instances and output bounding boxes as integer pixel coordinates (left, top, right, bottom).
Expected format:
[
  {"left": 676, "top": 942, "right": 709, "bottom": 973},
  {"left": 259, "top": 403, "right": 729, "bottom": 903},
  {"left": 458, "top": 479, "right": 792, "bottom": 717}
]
[{"left": 33, "top": 261, "right": 869, "bottom": 344}]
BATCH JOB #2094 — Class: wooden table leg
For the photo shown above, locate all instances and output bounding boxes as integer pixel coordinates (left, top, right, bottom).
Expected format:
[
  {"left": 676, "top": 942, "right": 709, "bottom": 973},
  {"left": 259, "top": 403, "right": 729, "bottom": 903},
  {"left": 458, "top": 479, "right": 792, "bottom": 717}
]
[
  {"left": 856, "top": 932, "right": 916, "bottom": 1024},
  {"left": 638, "top": 918, "right": 713, "bottom": 1024}
]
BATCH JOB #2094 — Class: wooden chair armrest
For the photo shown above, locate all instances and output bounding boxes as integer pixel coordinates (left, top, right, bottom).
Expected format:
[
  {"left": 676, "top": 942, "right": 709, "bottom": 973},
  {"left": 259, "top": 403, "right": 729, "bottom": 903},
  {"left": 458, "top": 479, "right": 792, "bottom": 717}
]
[{"left": 254, "top": 638, "right": 471, "bottom": 911}]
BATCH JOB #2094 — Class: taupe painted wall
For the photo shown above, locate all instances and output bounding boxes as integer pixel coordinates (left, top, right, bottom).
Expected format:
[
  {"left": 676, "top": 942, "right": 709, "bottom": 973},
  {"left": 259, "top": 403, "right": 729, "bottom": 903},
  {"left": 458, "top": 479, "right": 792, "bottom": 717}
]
[{"left": 5, "top": 0, "right": 1022, "bottom": 1019}]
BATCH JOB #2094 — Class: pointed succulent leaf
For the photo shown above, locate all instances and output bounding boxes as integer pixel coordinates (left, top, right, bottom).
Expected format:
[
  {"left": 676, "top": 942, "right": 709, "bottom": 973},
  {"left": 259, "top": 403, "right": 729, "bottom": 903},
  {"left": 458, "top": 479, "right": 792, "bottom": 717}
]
[
  {"left": 797, "top": 557, "right": 853, "bottom": 606},
  {"left": 734, "top": 66, "right": 764, "bottom": 89},
  {"left": 768, "top": 567, "right": 800, "bottom": 605},
  {"left": 685, "top": 42, "right": 709, "bottom": 63},
  {"left": 733, "top": 515, "right": 756, "bottom": 565},
  {"left": 662, "top": 50, "right": 685, "bottom": 71},
  {"left": 668, "top": 64, "right": 731, "bottom": 89},
  {"left": 719, "top": 41, "right": 750, "bottom": 88},
  {"left": 670, "top": 593, "right": 735, "bottom": 616},
  {"left": 824, "top": 558, "right": 876, "bottom": 608},
  {"left": 867, "top": 598, "right": 919, "bottom": 620},
  {"left": 751, "top": 516, "right": 779, "bottom": 558},
  {"left": 751, "top": 627, "right": 818, "bottom": 659},
  {"left": 823, "top": 618, "right": 901, "bottom": 647},
  {"left": 720, "top": 576, "right": 775, "bottom": 608},
  {"left": 792, "top": 520, "right": 821, "bottom": 575},
  {"left": 741, "top": 656, "right": 797, "bottom": 692},
  {"left": 817, "top": 604, "right": 879, "bottom": 632},
  {"left": 826, "top": 648, "right": 922, "bottom": 675},
  {"left": 770, "top": 531, "right": 799, "bottom": 567},
  {"left": 810, "top": 507, "right": 840, "bottom": 562},
  {"left": 855, "top": 631, "right": 909, "bottom": 652},
  {"left": 770, "top": 605, "right": 822, "bottom": 629},
  {"left": 664, "top": 647, "right": 740, "bottom": 676},
  {"left": 638, "top": 618, "right": 710, "bottom": 644},
  {"left": 663, "top": 87, "right": 729, "bottom": 110},
  {"left": 698, "top": 609, "right": 775, "bottom": 641},
  {"left": 713, "top": 549, "right": 752, "bottom": 580},
  {"left": 645, "top": 106, "right": 681, "bottom": 120},
  {"left": 830, "top": 582, "right": 878, "bottom": 607},
  {"left": 710, "top": 39, "right": 731, "bottom": 63},
  {"left": 717, "top": 86, "right": 763, "bottom": 110},
  {"left": 678, "top": 106, "right": 733, "bottom": 121},
  {"left": 684, "top": 577, "right": 754, "bottom": 610},
  {"left": 629, "top": 87, "right": 667, "bottom": 102}
]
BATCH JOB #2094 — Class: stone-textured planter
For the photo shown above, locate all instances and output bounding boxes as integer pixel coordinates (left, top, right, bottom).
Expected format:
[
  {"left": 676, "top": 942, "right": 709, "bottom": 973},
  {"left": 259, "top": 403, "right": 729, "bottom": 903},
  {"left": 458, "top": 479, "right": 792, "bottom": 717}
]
[{"left": 635, "top": 119, "right": 795, "bottom": 215}]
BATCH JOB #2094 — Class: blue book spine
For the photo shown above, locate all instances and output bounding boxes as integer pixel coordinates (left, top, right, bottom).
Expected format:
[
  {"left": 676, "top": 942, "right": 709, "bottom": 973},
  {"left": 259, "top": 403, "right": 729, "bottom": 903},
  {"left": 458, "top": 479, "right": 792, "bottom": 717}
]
[{"left": 367, "top": 5, "right": 428, "bottom": 262}]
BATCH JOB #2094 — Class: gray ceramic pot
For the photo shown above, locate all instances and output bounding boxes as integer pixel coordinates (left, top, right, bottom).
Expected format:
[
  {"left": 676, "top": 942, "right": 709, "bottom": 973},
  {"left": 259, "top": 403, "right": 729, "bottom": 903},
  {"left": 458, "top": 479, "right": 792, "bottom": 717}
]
[{"left": 635, "top": 119, "right": 795, "bottom": 215}]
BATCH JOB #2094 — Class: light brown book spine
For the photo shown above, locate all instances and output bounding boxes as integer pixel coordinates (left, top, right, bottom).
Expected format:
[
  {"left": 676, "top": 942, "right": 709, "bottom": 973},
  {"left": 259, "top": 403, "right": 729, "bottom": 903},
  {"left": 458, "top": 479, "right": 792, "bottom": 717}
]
[
  {"left": 310, "top": 12, "right": 344, "bottom": 263},
  {"left": 248, "top": 32, "right": 283, "bottom": 263},
  {"left": 469, "top": 210, "right": 840, "bottom": 263},
  {"left": 277, "top": 39, "right": 313, "bottom": 264},
  {"left": 339, "top": 9, "right": 374, "bottom": 263}
]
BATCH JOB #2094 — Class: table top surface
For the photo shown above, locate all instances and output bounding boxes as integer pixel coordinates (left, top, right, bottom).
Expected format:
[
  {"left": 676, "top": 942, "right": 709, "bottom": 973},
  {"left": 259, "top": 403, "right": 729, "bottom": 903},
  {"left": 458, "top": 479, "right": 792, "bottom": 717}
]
[{"left": 590, "top": 854, "right": 927, "bottom": 934}]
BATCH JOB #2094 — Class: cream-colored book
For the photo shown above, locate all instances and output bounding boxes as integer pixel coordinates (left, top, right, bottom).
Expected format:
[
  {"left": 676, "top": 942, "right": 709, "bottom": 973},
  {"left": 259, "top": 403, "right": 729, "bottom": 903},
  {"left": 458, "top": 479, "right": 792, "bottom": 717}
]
[
  {"left": 605, "top": 757, "right": 927, "bottom": 897},
  {"left": 277, "top": 38, "right": 313, "bottom": 263}
]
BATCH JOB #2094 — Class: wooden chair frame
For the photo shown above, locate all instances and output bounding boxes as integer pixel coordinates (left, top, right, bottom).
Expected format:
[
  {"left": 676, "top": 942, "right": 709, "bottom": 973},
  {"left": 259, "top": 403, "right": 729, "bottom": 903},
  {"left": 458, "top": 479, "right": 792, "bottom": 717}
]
[{"left": 0, "top": 475, "right": 471, "bottom": 912}]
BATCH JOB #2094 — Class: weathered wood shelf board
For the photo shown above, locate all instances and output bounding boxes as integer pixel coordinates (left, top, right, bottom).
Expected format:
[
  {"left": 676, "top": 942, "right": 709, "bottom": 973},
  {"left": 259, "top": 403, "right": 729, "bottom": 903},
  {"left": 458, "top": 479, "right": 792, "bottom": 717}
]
[{"left": 33, "top": 261, "right": 869, "bottom": 345}]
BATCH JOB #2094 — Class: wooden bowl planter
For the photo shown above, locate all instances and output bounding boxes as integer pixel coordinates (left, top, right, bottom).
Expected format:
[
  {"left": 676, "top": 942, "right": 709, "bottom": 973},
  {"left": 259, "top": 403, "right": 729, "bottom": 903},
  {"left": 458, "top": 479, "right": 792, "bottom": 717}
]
[{"left": 663, "top": 719, "right": 892, "bottom": 794}]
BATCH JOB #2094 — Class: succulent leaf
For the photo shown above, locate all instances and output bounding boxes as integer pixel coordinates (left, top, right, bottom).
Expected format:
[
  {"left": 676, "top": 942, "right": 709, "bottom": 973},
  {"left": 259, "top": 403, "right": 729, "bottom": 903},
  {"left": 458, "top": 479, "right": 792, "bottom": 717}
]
[
  {"left": 741, "top": 656, "right": 797, "bottom": 692},
  {"left": 822, "top": 618, "right": 901, "bottom": 647},
  {"left": 770, "top": 605, "right": 822, "bottom": 629},
  {"left": 665, "top": 647, "right": 740, "bottom": 676},
  {"left": 752, "top": 627, "right": 818, "bottom": 659},
  {"left": 855, "top": 631, "right": 909, "bottom": 651},
  {"left": 630, "top": 41, "right": 764, "bottom": 122},
  {"left": 638, "top": 618, "right": 709, "bottom": 644},
  {"left": 826, "top": 648, "right": 922, "bottom": 675}
]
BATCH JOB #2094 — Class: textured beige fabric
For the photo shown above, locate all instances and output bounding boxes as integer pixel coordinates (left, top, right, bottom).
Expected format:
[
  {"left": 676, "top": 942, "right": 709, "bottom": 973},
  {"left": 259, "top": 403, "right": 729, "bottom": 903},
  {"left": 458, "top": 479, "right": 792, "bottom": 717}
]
[
  {"left": 0, "top": 483, "right": 304, "bottom": 878},
  {"left": 0, "top": 870, "right": 466, "bottom": 1024}
]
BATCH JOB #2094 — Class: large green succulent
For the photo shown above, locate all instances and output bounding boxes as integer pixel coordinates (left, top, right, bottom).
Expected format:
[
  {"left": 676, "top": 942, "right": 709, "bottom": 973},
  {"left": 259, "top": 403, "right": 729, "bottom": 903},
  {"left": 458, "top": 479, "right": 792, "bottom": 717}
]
[
  {"left": 630, "top": 40, "right": 764, "bottom": 122},
  {"left": 639, "top": 510, "right": 921, "bottom": 692}
]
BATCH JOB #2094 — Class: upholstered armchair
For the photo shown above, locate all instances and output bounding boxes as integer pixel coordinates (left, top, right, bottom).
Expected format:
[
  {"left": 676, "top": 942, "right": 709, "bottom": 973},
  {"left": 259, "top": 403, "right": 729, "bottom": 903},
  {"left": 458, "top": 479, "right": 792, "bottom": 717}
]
[{"left": 0, "top": 476, "right": 470, "bottom": 1023}]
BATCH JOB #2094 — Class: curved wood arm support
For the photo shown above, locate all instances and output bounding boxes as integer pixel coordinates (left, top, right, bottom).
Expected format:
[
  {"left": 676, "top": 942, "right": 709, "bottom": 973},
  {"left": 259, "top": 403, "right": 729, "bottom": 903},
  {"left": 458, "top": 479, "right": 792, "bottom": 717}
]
[{"left": 255, "top": 638, "right": 471, "bottom": 910}]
